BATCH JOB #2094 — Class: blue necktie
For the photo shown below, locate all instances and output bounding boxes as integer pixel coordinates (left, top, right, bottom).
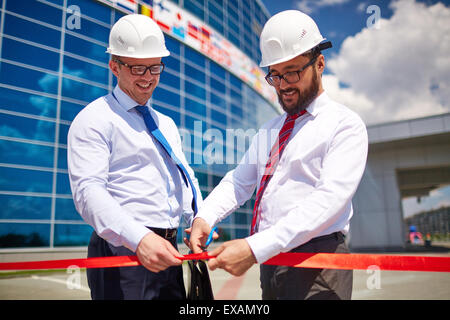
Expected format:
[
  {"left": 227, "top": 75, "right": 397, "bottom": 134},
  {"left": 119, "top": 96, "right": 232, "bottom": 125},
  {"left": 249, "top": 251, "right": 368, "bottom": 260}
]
[{"left": 135, "top": 105, "right": 198, "bottom": 215}]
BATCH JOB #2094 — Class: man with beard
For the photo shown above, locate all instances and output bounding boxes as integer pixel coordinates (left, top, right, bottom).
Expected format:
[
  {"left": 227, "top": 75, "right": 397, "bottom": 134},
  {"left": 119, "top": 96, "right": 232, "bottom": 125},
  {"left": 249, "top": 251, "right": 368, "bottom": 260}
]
[{"left": 188, "top": 10, "right": 368, "bottom": 300}]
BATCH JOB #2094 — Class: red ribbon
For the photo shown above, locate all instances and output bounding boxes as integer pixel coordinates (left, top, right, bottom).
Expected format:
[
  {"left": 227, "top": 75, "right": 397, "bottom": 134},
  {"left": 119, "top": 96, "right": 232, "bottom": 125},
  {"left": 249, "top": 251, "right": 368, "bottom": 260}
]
[
  {"left": 263, "top": 253, "right": 450, "bottom": 272},
  {"left": 0, "top": 252, "right": 449, "bottom": 272}
]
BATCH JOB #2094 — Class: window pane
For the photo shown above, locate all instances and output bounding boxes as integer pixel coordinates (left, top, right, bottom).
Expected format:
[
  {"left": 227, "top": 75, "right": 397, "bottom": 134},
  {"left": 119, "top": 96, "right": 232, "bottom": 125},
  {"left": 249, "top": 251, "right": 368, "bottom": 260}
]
[
  {"left": 228, "top": 31, "right": 239, "bottom": 49},
  {"left": 210, "top": 77, "right": 225, "bottom": 94},
  {"left": 0, "top": 113, "right": 56, "bottom": 143},
  {"left": 152, "top": 103, "right": 180, "bottom": 126},
  {"left": 185, "top": 80, "right": 205, "bottom": 100},
  {"left": 0, "top": 194, "right": 51, "bottom": 220},
  {"left": 212, "top": 174, "right": 225, "bottom": 189},
  {"left": 159, "top": 71, "right": 180, "bottom": 90},
  {"left": 184, "top": 0, "right": 204, "bottom": 20},
  {"left": 68, "top": 0, "right": 111, "bottom": 24},
  {"left": 0, "top": 62, "right": 58, "bottom": 94},
  {"left": 0, "top": 167, "right": 53, "bottom": 193},
  {"left": 163, "top": 55, "right": 180, "bottom": 72},
  {"left": 211, "top": 108, "right": 226, "bottom": 125},
  {"left": 69, "top": 16, "right": 109, "bottom": 44},
  {"left": 185, "top": 46, "right": 205, "bottom": 68},
  {"left": 231, "top": 102, "right": 243, "bottom": 118},
  {"left": 62, "top": 77, "right": 107, "bottom": 102},
  {"left": 0, "top": 87, "right": 57, "bottom": 118},
  {"left": 56, "top": 172, "right": 72, "bottom": 195},
  {"left": 165, "top": 35, "right": 180, "bottom": 56},
  {"left": 3, "top": 14, "right": 61, "bottom": 49},
  {"left": 2, "top": 38, "right": 59, "bottom": 72},
  {"left": 0, "top": 223, "right": 50, "bottom": 248},
  {"left": 185, "top": 64, "right": 205, "bottom": 84},
  {"left": 54, "top": 224, "right": 92, "bottom": 246},
  {"left": 184, "top": 114, "right": 203, "bottom": 131},
  {"left": 6, "top": 0, "right": 62, "bottom": 26},
  {"left": 58, "top": 147, "right": 68, "bottom": 170},
  {"left": 64, "top": 33, "right": 109, "bottom": 65},
  {"left": 63, "top": 55, "right": 109, "bottom": 84},
  {"left": 208, "top": 16, "right": 223, "bottom": 34},
  {"left": 60, "top": 100, "right": 85, "bottom": 121},
  {"left": 229, "top": 73, "right": 242, "bottom": 90},
  {"left": 211, "top": 92, "right": 226, "bottom": 109},
  {"left": 152, "top": 87, "right": 180, "bottom": 108},
  {"left": 235, "top": 211, "right": 249, "bottom": 225},
  {"left": 235, "top": 228, "right": 249, "bottom": 239},
  {"left": 185, "top": 97, "right": 206, "bottom": 117},
  {"left": 114, "top": 11, "right": 126, "bottom": 23},
  {"left": 230, "top": 87, "right": 242, "bottom": 103},
  {"left": 194, "top": 171, "right": 208, "bottom": 187},
  {"left": 208, "top": 2, "right": 223, "bottom": 20},
  {"left": 210, "top": 61, "right": 226, "bottom": 79},
  {"left": 59, "top": 123, "right": 70, "bottom": 145},
  {"left": 55, "top": 198, "right": 81, "bottom": 221},
  {"left": 0, "top": 139, "right": 54, "bottom": 168}
]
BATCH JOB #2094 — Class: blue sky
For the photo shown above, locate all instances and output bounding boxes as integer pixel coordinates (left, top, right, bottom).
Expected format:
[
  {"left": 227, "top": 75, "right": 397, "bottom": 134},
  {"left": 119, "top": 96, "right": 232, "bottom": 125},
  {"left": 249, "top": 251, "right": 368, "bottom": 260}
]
[
  {"left": 260, "top": 0, "right": 450, "bottom": 218},
  {"left": 261, "top": 0, "right": 448, "bottom": 56}
]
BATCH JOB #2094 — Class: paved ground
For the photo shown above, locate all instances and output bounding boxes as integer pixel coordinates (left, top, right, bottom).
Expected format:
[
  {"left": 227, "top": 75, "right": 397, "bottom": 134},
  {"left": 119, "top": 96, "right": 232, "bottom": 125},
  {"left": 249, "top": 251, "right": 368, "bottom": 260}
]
[{"left": 1, "top": 245, "right": 449, "bottom": 300}]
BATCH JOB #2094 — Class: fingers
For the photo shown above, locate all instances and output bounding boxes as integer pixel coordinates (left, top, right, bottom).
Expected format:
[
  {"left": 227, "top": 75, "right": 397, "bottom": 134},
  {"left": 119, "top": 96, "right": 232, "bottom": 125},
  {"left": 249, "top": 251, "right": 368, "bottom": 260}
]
[
  {"left": 148, "top": 246, "right": 182, "bottom": 272},
  {"left": 136, "top": 233, "right": 182, "bottom": 273},
  {"left": 183, "top": 228, "right": 192, "bottom": 250},
  {"left": 191, "top": 237, "right": 205, "bottom": 254},
  {"left": 189, "top": 218, "right": 214, "bottom": 254},
  {"left": 183, "top": 236, "right": 191, "bottom": 250},
  {"left": 207, "top": 245, "right": 225, "bottom": 271},
  {"left": 206, "top": 240, "right": 257, "bottom": 276}
]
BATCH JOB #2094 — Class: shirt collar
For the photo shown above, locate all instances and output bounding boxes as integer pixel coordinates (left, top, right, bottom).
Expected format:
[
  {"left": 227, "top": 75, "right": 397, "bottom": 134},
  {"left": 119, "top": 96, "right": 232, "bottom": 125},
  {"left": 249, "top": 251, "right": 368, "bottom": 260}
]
[
  {"left": 112, "top": 85, "right": 151, "bottom": 112},
  {"left": 305, "top": 91, "right": 329, "bottom": 117}
]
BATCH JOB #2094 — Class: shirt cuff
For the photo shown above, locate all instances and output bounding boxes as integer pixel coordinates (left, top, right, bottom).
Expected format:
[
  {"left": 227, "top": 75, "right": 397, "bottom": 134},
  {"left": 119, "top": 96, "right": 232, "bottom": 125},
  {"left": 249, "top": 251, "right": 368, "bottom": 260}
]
[
  {"left": 120, "top": 221, "right": 151, "bottom": 252},
  {"left": 245, "top": 229, "right": 283, "bottom": 264},
  {"left": 193, "top": 211, "right": 218, "bottom": 228}
]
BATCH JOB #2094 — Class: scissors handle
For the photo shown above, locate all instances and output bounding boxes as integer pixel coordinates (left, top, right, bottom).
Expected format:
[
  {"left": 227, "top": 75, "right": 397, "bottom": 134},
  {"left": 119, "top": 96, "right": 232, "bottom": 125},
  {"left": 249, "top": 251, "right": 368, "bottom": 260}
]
[{"left": 204, "top": 226, "right": 218, "bottom": 248}]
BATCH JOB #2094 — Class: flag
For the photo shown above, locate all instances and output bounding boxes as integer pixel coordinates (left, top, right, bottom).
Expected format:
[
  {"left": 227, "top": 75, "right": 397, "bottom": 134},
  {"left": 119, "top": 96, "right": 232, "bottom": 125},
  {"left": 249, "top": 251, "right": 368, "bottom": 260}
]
[
  {"left": 139, "top": 3, "right": 153, "bottom": 18},
  {"left": 188, "top": 21, "right": 199, "bottom": 40},
  {"left": 116, "top": 0, "right": 137, "bottom": 13}
]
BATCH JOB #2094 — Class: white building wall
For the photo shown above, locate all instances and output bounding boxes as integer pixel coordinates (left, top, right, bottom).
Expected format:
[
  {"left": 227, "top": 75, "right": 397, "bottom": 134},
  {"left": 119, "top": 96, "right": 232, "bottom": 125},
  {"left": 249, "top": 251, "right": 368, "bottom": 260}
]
[{"left": 349, "top": 113, "right": 450, "bottom": 251}]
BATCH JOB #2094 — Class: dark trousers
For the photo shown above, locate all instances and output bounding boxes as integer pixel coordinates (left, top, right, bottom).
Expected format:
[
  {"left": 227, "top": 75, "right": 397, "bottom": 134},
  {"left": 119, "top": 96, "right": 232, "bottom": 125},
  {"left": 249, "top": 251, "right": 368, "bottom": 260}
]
[
  {"left": 86, "top": 231, "right": 186, "bottom": 300},
  {"left": 260, "top": 232, "right": 353, "bottom": 300}
]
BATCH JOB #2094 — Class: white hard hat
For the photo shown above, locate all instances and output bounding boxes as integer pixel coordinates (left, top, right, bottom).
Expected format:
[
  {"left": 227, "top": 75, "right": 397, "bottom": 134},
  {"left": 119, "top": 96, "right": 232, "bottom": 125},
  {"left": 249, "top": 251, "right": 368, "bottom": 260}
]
[
  {"left": 107, "top": 14, "right": 170, "bottom": 58},
  {"left": 259, "top": 10, "right": 331, "bottom": 67}
]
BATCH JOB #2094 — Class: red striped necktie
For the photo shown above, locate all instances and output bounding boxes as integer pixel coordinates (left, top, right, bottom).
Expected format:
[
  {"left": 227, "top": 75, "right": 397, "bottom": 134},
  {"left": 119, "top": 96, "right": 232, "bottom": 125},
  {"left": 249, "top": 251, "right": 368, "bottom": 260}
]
[{"left": 250, "top": 110, "right": 306, "bottom": 235}]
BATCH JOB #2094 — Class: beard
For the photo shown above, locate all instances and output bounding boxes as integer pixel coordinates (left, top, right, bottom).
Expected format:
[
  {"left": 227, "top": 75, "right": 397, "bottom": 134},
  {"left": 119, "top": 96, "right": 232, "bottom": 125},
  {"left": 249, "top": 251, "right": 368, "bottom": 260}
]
[{"left": 277, "top": 68, "right": 320, "bottom": 116}]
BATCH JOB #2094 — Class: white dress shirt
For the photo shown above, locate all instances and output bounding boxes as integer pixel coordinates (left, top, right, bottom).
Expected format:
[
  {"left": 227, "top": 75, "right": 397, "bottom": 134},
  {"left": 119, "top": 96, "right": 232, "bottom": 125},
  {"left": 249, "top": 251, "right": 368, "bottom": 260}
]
[
  {"left": 196, "top": 92, "right": 368, "bottom": 263},
  {"left": 68, "top": 85, "right": 202, "bottom": 251}
]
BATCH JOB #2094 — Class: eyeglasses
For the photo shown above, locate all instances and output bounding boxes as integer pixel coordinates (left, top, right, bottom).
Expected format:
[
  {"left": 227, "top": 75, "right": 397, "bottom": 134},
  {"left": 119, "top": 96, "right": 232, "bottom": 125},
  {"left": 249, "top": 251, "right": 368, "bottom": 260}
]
[
  {"left": 265, "top": 56, "right": 318, "bottom": 86},
  {"left": 113, "top": 58, "right": 165, "bottom": 76}
]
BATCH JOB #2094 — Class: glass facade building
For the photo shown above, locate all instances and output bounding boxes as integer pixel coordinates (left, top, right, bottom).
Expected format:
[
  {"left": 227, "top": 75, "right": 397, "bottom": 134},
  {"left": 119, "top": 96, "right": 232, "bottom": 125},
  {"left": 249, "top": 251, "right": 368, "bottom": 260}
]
[{"left": 0, "top": 0, "right": 279, "bottom": 249}]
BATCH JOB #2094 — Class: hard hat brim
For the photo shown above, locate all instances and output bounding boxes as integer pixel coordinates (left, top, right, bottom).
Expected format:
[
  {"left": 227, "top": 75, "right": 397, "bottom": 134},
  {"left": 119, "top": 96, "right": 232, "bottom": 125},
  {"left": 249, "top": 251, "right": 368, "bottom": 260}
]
[
  {"left": 259, "top": 39, "right": 330, "bottom": 68},
  {"left": 106, "top": 48, "right": 170, "bottom": 59}
]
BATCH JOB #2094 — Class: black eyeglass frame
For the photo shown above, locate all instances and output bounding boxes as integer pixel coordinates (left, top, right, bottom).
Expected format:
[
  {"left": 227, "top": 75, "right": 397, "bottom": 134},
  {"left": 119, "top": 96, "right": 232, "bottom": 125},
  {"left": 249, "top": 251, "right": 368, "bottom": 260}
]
[
  {"left": 265, "top": 55, "right": 318, "bottom": 86},
  {"left": 113, "top": 58, "right": 165, "bottom": 76}
]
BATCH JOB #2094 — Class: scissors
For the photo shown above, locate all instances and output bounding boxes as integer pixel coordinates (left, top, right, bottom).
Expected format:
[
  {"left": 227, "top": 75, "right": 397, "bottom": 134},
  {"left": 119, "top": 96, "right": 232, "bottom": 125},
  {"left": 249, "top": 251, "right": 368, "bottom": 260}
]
[{"left": 201, "top": 226, "right": 218, "bottom": 251}]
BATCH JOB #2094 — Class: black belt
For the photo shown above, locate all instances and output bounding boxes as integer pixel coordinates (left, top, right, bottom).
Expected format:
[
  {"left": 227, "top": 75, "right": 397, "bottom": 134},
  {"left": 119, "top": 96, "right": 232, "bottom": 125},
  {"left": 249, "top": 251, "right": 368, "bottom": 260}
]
[
  {"left": 148, "top": 227, "right": 178, "bottom": 240},
  {"left": 309, "top": 232, "right": 342, "bottom": 243}
]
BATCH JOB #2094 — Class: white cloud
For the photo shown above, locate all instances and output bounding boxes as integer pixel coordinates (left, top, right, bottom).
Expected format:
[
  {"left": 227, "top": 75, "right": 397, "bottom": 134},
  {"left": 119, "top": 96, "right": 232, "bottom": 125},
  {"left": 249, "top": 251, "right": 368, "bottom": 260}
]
[
  {"left": 356, "top": 2, "right": 369, "bottom": 13},
  {"left": 322, "top": 74, "right": 376, "bottom": 121},
  {"left": 295, "top": 0, "right": 350, "bottom": 14},
  {"left": 325, "top": 0, "right": 450, "bottom": 125}
]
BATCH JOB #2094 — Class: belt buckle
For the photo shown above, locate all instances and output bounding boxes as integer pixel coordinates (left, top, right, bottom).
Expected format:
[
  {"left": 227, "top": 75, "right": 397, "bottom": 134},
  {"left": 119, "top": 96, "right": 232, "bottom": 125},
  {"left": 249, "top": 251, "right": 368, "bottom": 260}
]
[{"left": 165, "top": 228, "right": 175, "bottom": 239}]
